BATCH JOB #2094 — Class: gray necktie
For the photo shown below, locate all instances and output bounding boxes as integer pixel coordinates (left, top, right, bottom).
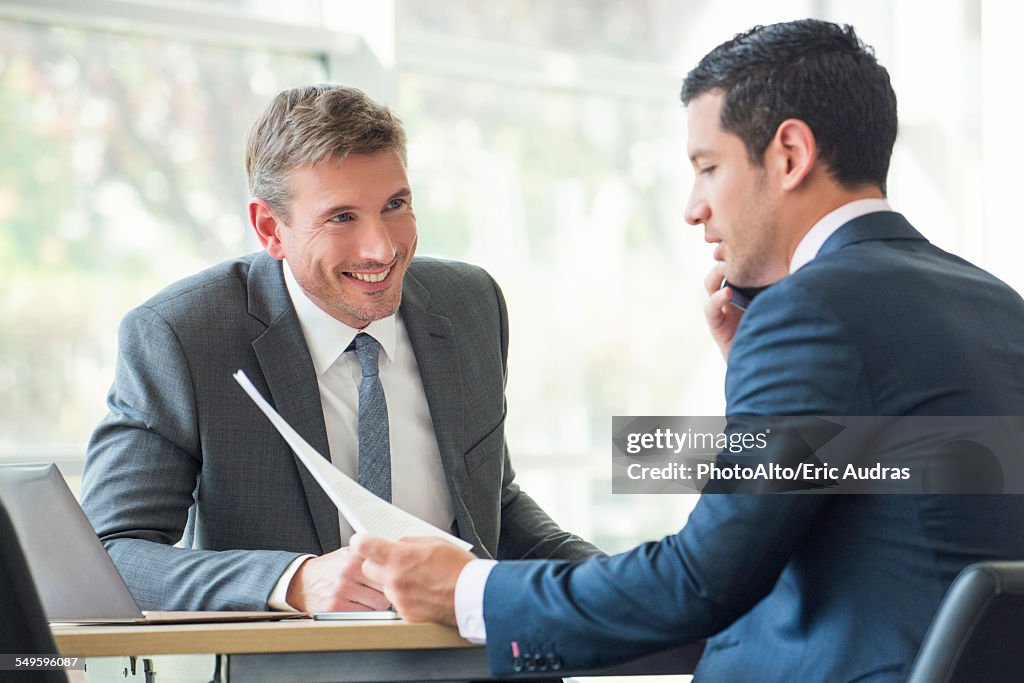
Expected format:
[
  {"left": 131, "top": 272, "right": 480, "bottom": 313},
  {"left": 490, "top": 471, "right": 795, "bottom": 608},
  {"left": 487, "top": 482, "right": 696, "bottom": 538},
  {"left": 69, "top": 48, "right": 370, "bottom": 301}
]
[{"left": 349, "top": 333, "right": 391, "bottom": 502}]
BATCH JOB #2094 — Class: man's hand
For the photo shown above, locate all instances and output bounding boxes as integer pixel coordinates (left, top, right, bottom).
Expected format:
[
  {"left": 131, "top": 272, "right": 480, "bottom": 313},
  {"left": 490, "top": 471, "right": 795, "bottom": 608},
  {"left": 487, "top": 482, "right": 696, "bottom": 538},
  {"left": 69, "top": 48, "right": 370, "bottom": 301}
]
[
  {"left": 350, "top": 534, "right": 475, "bottom": 626},
  {"left": 285, "top": 546, "right": 391, "bottom": 612},
  {"left": 704, "top": 264, "right": 744, "bottom": 361}
]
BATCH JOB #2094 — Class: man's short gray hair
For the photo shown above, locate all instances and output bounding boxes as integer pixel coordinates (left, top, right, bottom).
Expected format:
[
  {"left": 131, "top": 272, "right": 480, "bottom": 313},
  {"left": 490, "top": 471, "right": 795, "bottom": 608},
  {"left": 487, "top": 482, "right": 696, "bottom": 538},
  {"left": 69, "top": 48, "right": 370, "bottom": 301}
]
[{"left": 245, "top": 84, "right": 408, "bottom": 221}]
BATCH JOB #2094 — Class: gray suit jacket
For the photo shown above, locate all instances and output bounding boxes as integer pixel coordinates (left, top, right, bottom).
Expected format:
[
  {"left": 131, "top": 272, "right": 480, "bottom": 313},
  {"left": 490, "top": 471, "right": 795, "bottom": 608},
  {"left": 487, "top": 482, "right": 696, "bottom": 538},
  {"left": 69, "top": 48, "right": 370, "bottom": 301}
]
[{"left": 81, "top": 252, "right": 599, "bottom": 610}]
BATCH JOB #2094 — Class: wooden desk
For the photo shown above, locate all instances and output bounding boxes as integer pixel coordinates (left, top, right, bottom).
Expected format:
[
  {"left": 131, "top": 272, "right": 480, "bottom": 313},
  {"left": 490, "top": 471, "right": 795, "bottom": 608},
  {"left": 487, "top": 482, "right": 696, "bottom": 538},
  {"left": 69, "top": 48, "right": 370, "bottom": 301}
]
[
  {"left": 52, "top": 619, "right": 474, "bottom": 657},
  {"left": 52, "top": 618, "right": 701, "bottom": 682}
]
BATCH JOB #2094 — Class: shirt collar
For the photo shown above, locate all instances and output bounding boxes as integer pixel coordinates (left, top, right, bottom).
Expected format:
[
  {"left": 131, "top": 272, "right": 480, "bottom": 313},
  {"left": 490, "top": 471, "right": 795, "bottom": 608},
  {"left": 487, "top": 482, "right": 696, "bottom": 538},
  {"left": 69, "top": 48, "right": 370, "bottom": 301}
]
[
  {"left": 789, "top": 198, "right": 892, "bottom": 274},
  {"left": 282, "top": 259, "right": 397, "bottom": 376}
]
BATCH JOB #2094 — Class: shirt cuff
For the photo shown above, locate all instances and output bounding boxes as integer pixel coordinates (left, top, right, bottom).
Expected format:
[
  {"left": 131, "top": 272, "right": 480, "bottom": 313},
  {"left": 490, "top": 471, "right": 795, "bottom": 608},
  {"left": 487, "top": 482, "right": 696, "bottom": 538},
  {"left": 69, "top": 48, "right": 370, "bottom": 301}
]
[
  {"left": 454, "top": 559, "right": 497, "bottom": 644},
  {"left": 267, "top": 555, "right": 315, "bottom": 611}
]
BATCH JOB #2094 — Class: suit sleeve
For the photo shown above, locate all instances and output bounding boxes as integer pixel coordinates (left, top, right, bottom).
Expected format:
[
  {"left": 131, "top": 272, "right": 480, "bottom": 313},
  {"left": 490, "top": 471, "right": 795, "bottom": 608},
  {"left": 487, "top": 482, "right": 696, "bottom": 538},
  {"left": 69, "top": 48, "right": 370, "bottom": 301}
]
[
  {"left": 484, "top": 274, "right": 604, "bottom": 562},
  {"left": 81, "top": 305, "right": 302, "bottom": 611},
  {"left": 495, "top": 450, "right": 603, "bottom": 560},
  {"left": 481, "top": 283, "right": 864, "bottom": 674}
]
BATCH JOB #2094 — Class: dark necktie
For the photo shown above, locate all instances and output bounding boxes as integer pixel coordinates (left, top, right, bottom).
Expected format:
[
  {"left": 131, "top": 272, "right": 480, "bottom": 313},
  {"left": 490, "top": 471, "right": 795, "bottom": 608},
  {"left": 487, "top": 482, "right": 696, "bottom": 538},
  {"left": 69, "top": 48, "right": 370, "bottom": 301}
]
[{"left": 348, "top": 333, "right": 391, "bottom": 502}]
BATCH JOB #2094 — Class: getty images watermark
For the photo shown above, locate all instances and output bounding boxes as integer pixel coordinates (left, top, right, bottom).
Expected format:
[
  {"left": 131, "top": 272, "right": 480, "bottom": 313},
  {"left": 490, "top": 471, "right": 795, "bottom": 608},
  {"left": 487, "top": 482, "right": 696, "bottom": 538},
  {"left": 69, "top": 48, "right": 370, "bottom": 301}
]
[{"left": 612, "top": 416, "right": 1024, "bottom": 494}]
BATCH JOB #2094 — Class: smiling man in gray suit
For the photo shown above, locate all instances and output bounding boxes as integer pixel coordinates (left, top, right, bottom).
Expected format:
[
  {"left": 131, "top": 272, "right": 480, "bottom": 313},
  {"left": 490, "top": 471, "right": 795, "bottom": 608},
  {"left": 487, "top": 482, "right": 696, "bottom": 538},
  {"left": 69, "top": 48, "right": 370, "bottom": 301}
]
[{"left": 81, "top": 84, "right": 599, "bottom": 613}]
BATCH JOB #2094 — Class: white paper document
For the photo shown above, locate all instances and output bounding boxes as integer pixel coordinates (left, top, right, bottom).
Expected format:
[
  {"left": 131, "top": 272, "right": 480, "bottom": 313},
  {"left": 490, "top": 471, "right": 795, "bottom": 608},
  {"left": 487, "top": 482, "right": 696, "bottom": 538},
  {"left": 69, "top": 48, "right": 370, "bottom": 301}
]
[{"left": 233, "top": 370, "right": 472, "bottom": 551}]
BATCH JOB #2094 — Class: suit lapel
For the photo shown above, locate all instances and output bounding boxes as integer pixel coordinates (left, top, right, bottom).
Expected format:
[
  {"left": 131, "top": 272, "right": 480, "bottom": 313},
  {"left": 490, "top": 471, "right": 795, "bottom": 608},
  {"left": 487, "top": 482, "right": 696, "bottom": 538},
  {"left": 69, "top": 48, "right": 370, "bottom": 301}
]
[
  {"left": 247, "top": 252, "right": 340, "bottom": 554},
  {"left": 399, "top": 269, "right": 480, "bottom": 548}
]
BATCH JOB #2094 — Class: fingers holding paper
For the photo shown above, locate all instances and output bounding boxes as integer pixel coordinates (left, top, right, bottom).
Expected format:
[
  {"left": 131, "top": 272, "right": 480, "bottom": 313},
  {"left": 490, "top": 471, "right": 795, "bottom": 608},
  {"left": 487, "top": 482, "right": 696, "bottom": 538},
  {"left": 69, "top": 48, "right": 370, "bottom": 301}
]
[
  {"left": 286, "top": 546, "right": 390, "bottom": 612},
  {"left": 351, "top": 533, "right": 475, "bottom": 626}
]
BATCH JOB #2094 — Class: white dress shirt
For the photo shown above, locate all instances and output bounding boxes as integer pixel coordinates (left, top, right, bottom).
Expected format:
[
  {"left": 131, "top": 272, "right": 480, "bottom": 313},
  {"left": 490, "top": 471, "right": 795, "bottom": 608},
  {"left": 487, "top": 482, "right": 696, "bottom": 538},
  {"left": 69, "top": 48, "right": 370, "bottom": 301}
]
[
  {"left": 451, "top": 197, "right": 896, "bottom": 641},
  {"left": 269, "top": 259, "right": 455, "bottom": 610}
]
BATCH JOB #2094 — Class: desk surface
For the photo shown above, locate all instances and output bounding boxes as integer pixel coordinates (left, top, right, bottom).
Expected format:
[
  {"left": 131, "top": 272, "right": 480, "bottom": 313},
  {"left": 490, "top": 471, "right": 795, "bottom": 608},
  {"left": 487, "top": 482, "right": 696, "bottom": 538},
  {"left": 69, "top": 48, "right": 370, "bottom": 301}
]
[
  {"left": 52, "top": 619, "right": 701, "bottom": 682},
  {"left": 52, "top": 618, "right": 475, "bottom": 657}
]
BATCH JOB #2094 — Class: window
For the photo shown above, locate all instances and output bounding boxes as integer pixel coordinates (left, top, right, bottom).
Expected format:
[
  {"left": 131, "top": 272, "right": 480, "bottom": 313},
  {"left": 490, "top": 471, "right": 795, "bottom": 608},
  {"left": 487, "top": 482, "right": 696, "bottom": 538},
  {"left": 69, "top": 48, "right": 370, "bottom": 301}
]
[
  {"left": 0, "top": 9, "right": 324, "bottom": 474},
  {"left": 2, "top": 0, "right": 1019, "bottom": 553}
]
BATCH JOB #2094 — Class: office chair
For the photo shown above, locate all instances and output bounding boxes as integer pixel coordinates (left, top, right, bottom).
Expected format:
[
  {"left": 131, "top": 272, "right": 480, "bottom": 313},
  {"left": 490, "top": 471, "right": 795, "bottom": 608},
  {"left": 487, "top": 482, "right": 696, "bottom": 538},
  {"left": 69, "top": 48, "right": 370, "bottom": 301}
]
[
  {"left": 907, "top": 561, "right": 1024, "bottom": 683},
  {"left": 0, "top": 501, "right": 70, "bottom": 683}
]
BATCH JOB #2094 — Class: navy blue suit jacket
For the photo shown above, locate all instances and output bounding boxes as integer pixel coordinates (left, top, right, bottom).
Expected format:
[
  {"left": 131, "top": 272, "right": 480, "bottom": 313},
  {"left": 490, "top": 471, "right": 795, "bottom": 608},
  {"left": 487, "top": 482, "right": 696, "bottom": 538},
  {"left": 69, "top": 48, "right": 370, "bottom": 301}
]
[{"left": 482, "top": 212, "right": 1024, "bottom": 681}]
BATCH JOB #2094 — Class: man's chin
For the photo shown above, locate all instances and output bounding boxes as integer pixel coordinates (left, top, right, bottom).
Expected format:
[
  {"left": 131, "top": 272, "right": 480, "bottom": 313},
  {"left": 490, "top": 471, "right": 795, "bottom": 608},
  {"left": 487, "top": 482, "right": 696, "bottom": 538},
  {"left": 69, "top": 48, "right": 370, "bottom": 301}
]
[
  {"left": 342, "top": 293, "right": 403, "bottom": 326},
  {"left": 725, "top": 266, "right": 785, "bottom": 289}
]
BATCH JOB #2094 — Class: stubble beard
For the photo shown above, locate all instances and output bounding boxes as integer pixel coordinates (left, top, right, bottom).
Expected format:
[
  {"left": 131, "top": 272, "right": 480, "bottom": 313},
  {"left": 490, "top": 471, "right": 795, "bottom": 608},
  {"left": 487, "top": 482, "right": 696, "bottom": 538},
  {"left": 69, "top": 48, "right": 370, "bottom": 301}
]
[
  {"left": 333, "top": 283, "right": 403, "bottom": 325},
  {"left": 728, "top": 177, "right": 788, "bottom": 287}
]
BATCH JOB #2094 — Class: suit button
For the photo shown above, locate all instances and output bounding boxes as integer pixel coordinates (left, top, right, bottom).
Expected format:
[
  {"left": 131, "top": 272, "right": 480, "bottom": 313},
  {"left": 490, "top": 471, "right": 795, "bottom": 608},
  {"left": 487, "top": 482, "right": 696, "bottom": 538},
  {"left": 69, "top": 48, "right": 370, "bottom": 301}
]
[{"left": 546, "top": 653, "right": 562, "bottom": 670}]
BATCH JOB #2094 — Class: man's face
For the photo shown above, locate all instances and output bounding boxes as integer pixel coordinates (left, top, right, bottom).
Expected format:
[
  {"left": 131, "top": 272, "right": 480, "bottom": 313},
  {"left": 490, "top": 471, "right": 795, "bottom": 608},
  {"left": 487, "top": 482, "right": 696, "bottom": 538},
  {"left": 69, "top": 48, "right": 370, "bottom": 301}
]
[
  {"left": 275, "top": 150, "right": 417, "bottom": 328},
  {"left": 685, "top": 92, "right": 789, "bottom": 287}
]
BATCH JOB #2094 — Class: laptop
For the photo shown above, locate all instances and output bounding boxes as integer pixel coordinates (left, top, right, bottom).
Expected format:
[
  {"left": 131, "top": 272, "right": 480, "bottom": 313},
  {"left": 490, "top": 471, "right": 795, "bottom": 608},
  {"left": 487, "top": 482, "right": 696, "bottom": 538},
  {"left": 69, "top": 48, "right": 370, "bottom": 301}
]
[{"left": 0, "top": 462, "right": 306, "bottom": 624}]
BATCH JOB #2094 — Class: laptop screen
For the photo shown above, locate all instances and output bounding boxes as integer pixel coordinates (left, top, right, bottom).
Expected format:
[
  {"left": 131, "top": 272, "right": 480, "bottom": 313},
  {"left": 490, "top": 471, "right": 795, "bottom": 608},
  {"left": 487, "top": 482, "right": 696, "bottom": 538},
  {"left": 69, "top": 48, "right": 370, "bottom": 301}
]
[{"left": 0, "top": 462, "right": 144, "bottom": 621}]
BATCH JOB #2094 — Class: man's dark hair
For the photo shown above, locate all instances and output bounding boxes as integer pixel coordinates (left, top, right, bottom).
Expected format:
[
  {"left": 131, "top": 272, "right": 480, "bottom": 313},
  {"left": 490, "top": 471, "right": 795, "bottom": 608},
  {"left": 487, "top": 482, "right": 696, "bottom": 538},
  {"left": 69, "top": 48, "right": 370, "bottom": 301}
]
[{"left": 682, "top": 19, "right": 897, "bottom": 193}]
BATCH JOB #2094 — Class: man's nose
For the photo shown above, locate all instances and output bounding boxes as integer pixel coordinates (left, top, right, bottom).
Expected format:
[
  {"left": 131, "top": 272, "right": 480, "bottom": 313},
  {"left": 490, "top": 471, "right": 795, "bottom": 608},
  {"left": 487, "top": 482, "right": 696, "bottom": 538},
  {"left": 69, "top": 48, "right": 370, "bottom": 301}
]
[
  {"left": 685, "top": 191, "right": 709, "bottom": 226},
  {"left": 353, "top": 217, "right": 397, "bottom": 264}
]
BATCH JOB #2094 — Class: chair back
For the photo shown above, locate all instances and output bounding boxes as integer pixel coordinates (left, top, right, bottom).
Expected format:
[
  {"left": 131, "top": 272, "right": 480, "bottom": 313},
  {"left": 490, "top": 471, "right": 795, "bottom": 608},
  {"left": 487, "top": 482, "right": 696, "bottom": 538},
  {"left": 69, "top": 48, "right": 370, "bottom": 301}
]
[{"left": 907, "top": 561, "right": 1024, "bottom": 683}]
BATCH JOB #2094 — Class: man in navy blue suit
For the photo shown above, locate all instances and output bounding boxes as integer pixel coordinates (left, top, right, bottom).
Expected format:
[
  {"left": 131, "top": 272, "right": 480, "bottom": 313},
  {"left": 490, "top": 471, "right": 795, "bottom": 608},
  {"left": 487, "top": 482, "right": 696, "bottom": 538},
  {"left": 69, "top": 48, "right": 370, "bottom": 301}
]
[{"left": 352, "top": 19, "right": 1024, "bottom": 682}]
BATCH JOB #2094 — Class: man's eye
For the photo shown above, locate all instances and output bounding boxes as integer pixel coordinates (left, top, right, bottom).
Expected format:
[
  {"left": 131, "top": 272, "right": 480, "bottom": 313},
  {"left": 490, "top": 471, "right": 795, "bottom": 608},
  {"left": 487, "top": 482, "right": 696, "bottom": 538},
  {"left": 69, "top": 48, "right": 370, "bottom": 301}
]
[
  {"left": 330, "top": 213, "right": 353, "bottom": 223},
  {"left": 386, "top": 198, "right": 407, "bottom": 210},
  {"left": 700, "top": 166, "right": 716, "bottom": 176}
]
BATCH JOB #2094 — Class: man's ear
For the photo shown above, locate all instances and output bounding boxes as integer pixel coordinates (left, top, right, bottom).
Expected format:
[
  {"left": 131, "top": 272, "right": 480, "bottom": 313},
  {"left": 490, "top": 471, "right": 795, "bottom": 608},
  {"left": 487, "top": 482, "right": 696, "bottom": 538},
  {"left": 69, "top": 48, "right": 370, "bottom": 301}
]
[
  {"left": 249, "top": 197, "right": 286, "bottom": 260},
  {"left": 767, "top": 119, "right": 817, "bottom": 191}
]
